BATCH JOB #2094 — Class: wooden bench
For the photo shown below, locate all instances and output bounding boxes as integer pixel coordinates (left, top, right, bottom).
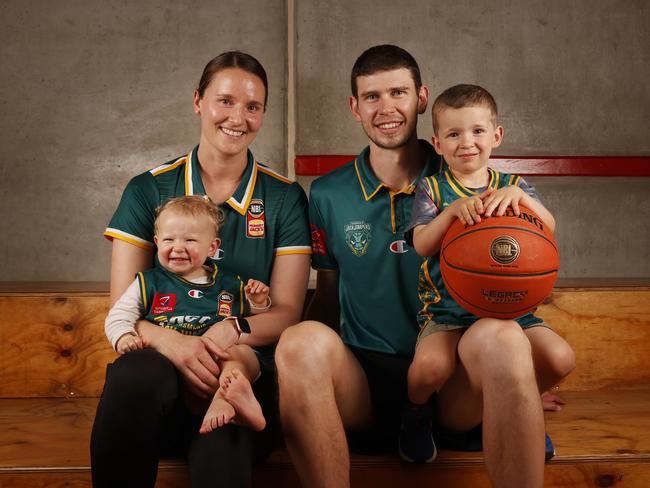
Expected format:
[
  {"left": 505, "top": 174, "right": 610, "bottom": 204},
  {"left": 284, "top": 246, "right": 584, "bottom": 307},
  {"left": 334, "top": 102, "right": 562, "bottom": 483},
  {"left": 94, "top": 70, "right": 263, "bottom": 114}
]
[{"left": 1, "top": 281, "right": 650, "bottom": 487}]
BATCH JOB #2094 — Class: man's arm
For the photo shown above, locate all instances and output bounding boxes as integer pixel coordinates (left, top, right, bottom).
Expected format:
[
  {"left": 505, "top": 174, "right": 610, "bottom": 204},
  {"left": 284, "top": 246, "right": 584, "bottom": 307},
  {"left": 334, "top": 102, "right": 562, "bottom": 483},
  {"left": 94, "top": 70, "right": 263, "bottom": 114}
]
[{"left": 304, "top": 269, "right": 340, "bottom": 331}]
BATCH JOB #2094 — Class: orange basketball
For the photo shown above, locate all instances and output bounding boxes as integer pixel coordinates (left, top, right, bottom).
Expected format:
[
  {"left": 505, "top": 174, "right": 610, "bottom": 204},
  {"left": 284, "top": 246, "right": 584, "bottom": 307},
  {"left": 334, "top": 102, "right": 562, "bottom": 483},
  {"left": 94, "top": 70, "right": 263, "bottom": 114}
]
[{"left": 440, "top": 205, "right": 559, "bottom": 319}]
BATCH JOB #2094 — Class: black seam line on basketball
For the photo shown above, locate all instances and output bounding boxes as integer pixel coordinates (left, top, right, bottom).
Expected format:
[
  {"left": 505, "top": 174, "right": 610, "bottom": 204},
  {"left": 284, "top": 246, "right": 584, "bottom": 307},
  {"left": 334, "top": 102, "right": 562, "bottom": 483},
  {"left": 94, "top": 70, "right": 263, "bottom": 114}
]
[
  {"left": 443, "top": 225, "right": 557, "bottom": 251},
  {"left": 442, "top": 258, "right": 558, "bottom": 277},
  {"left": 444, "top": 277, "right": 545, "bottom": 317}
]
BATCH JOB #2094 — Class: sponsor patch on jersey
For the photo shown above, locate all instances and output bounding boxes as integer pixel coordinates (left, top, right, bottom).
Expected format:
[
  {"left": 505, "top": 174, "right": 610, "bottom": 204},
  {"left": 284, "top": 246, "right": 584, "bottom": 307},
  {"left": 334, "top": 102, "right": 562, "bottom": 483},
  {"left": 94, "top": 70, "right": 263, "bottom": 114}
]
[
  {"left": 211, "top": 248, "right": 225, "bottom": 261},
  {"left": 344, "top": 220, "right": 372, "bottom": 257},
  {"left": 152, "top": 293, "right": 176, "bottom": 315},
  {"left": 188, "top": 289, "right": 204, "bottom": 299},
  {"left": 217, "top": 291, "right": 234, "bottom": 317},
  {"left": 246, "top": 198, "right": 265, "bottom": 238},
  {"left": 310, "top": 224, "right": 327, "bottom": 256},
  {"left": 389, "top": 239, "right": 409, "bottom": 254}
]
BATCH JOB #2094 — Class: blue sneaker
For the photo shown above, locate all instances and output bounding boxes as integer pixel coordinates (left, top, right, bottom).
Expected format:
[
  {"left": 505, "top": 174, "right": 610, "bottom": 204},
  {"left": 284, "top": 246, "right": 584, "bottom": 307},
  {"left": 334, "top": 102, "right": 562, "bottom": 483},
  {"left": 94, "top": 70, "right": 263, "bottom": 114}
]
[
  {"left": 398, "top": 403, "right": 437, "bottom": 463},
  {"left": 545, "top": 433, "right": 556, "bottom": 461}
]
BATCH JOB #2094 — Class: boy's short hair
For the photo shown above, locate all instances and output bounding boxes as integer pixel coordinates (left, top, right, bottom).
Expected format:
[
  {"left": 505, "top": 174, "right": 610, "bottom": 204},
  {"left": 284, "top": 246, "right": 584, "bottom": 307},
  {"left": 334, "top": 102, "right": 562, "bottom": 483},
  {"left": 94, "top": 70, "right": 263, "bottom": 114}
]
[
  {"left": 155, "top": 195, "right": 225, "bottom": 237},
  {"left": 351, "top": 44, "right": 422, "bottom": 98},
  {"left": 432, "top": 84, "right": 498, "bottom": 134}
]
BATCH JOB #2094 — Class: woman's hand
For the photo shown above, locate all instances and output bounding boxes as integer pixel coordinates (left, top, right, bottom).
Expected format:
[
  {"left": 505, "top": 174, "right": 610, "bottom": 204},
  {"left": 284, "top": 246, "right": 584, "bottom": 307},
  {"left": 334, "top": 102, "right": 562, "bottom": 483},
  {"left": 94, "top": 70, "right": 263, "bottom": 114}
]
[{"left": 137, "top": 320, "right": 230, "bottom": 398}]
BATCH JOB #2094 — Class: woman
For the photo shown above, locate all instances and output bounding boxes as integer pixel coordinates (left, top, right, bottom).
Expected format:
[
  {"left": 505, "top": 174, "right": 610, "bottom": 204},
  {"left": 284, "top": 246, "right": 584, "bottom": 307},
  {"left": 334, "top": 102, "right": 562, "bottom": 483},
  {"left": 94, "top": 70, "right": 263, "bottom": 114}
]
[{"left": 91, "top": 51, "right": 311, "bottom": 487}]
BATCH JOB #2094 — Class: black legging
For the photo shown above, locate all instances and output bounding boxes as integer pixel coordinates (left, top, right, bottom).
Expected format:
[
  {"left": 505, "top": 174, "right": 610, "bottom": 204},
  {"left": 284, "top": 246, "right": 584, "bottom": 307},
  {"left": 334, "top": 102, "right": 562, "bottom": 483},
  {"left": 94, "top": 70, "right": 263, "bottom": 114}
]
[{"left": 90, "top": 348, "right": 277, "bottom": 488}]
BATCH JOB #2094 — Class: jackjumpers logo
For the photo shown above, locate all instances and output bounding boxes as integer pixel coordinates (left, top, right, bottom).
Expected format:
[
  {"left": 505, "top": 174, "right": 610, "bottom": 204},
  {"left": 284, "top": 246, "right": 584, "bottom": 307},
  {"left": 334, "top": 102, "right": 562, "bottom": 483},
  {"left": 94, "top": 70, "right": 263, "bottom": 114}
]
[
  {"left": 152, "top": 293, "right": 176, "bottom": 315},
  {"left": 344, "top": 221, "right": 371, "bottom": 257},
  {"left": 246, "top": 199, "right": 265, "bottom": 238}
]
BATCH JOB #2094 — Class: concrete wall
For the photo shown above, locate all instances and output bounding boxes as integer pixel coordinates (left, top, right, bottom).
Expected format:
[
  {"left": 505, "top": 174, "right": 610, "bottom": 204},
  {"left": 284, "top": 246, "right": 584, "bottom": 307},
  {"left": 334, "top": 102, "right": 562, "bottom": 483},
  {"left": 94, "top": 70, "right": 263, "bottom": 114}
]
[
  {"left": 0, "top": 0, "right": 286, "bottom": 281},
  {"left": 0, "top": 0, "right": 648, "bottom": 281},
  {"left": 295, "top": 0, "right": 650, "bottom": 278}
]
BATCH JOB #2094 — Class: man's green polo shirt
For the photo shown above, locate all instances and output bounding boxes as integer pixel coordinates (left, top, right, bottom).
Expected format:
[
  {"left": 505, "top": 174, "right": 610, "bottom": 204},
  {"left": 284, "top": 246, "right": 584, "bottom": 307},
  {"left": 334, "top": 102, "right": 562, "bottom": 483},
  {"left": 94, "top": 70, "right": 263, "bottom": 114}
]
[
  {"left": 309, "top": 141, "right": 439, "bottom": 355},
  {"left": 105, "top": 146, "right": 312, "bottom": 285}
]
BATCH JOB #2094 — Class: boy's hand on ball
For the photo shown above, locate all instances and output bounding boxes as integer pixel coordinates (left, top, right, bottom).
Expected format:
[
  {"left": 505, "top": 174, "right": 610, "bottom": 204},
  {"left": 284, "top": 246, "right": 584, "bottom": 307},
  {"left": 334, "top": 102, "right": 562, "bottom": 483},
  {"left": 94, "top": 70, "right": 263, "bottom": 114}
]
[
  {"left": 482, "top": 186, "right": 525, "bottom": 217},
  {"left": 449, "top": 188, "right": 493, "bottom": 226}
]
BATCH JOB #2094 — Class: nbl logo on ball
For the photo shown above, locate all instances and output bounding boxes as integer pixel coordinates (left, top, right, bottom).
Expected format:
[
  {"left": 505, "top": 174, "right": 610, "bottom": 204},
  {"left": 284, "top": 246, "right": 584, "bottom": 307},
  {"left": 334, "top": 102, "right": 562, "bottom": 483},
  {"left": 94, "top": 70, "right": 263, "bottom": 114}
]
[{"left": 489, "top": 236, "right": 520, "bottom": 265}]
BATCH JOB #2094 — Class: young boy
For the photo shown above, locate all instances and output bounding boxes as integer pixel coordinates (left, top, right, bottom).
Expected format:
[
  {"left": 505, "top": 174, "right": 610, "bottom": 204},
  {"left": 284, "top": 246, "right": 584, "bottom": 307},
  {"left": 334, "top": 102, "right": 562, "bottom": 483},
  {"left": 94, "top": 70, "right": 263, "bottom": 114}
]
[
  {"left": 399, "top": 84, "right": 575, "bottom": 463},
  {"left": 105, "top": 195, "right": 271, "bottom": 433}
]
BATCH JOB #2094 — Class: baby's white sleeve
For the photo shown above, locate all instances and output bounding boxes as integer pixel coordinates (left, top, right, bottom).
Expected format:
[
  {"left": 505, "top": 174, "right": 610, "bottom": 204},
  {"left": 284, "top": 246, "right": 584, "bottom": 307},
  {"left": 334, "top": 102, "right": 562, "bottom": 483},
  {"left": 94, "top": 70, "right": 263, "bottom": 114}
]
[{"left": 104, "top": 278, "right": 143, "bottom": 350}]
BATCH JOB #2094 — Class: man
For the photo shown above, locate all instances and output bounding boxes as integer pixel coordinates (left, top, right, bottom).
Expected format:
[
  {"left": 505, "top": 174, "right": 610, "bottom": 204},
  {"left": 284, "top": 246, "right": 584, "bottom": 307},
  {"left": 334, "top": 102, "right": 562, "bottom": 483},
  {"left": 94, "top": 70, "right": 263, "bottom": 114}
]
[{"left": 275, "top": 45, "right": 553, "bottom": 488}]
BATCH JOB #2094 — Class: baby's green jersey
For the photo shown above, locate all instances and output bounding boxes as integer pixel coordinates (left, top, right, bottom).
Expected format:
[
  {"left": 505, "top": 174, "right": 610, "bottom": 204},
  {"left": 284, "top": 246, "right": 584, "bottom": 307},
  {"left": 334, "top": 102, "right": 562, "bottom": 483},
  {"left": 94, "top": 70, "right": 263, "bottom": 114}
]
[
  {"left": 138, "top": 265, "right": 245, "bottom": 336},
  {"left": 105, "top": 146, "right": 312, "bottom": 285},
  {"left": 309, "top": 141, "right": 440, "bottom": 355},
  {"left": 411, "top": 167, "right": 543, "bottom": 328}
]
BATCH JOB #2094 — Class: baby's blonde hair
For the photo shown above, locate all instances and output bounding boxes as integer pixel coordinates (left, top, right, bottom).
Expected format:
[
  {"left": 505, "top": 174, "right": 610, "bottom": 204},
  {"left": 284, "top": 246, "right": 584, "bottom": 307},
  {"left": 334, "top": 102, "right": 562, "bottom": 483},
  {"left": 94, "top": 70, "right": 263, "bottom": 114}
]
[{"left": 154, "top": 195, "right": 225, "bottom": 237}]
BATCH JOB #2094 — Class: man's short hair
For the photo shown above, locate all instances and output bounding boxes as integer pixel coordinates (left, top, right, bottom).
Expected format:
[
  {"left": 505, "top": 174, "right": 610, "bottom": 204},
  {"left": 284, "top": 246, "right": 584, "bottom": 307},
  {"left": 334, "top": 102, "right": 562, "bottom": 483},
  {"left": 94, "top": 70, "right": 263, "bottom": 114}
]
[
  {"left": 155, "top": 195, "right": 225, "bottom": 238},
  {"left": 432, "top": 84, "right": 498, "bottom": 134},
  {"left": 351, "top": 45, "right": 422, "bottom": 98}
]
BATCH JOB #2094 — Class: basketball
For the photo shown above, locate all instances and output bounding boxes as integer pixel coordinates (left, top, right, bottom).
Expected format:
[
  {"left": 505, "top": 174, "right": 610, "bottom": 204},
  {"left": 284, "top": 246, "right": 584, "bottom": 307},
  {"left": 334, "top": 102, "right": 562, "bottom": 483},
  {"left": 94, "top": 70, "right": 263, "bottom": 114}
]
[{"left": 440, "top": 205, "right": 559, "bottom": 319}]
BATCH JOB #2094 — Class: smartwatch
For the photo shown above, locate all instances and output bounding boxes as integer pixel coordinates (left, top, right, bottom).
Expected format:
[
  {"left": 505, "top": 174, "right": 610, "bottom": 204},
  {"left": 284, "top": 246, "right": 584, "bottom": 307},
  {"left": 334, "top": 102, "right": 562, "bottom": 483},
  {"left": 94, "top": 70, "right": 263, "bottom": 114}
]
[{"left": 227, "top": 316, "right": 251, "bottom": 341}]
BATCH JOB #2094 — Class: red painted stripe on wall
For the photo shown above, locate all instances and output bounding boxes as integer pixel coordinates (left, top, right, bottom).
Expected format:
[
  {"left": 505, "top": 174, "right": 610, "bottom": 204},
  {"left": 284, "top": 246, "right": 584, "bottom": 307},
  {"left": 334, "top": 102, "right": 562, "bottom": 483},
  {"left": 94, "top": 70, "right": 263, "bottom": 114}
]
[{"left": 295, "top": 155, "right": 650, "bottom": 177}]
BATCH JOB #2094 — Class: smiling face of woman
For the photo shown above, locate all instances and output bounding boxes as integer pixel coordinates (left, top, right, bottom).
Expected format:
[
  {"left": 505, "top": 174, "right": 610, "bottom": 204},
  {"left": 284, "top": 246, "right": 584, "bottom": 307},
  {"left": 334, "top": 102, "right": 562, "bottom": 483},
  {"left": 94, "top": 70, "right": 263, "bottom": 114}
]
[{"left": 194, "top": 67, "right": 267, "bottom": 160}]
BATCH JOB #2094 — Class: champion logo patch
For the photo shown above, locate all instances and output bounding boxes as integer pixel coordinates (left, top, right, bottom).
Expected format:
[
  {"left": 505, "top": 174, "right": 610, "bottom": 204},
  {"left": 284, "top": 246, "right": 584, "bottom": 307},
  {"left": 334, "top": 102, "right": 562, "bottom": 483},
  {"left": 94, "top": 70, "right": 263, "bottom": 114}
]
[
  {"left": 389, "top": 240, "right": 409, "bottom": 254},
  {"left": 188, "top": 289, "right": 204, "bottom": 299},
  {"left": 152, "top": 293, "right": 176, "bottom": 315}
]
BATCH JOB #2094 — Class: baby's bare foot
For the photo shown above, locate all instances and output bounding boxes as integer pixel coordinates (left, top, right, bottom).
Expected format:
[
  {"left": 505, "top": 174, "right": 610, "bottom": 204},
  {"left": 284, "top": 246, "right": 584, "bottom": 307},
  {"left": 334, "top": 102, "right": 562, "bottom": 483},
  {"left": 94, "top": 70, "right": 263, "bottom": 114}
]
[
  {"left": 222, "top": 369, "right": 266, "bottom": 431},
  {"left": 199, "top": 393, "right": 236, "bottom": 434}
]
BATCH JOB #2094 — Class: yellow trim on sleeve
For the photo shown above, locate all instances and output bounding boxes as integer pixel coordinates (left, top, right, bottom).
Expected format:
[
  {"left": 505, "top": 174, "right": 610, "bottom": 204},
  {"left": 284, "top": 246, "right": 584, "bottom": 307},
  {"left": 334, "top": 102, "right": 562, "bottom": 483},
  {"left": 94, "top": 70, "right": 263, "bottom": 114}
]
[
  {"left": 275, "top": 247, "right": 313, "bottom": 256},
  {"left": 103, "top": 231, "right": 154, "bottom": 250},
  {"left": 150, "top": 156, "right": 188, "bottom": 177}
]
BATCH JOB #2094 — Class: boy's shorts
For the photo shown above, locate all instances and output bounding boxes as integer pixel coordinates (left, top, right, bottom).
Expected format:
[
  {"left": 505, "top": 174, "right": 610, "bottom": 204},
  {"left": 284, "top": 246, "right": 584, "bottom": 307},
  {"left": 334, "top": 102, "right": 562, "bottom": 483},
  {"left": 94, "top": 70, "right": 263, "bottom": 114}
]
[
  {"left": 346, "top": 345, "right": 482, "bottom": 454},
  {"left": 417, "top": 319, "right": 552, "bottom": 344}
]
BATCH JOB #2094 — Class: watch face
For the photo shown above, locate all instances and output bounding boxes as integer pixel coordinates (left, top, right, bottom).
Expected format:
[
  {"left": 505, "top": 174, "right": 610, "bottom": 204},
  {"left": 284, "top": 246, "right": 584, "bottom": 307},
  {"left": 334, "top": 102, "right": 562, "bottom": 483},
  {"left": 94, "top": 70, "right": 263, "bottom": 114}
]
[{"left": 238, "top": 317, "right": 251, "bottom": 334}]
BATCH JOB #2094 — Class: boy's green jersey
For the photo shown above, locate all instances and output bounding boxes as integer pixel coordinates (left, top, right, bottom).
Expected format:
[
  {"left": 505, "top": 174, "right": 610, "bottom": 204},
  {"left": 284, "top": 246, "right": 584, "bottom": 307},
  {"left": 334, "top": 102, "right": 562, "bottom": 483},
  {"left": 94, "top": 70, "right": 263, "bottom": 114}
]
[
  {"left": 413, "top": 167, "right": 543, "bottom": 328},
  {"left": 105, "top": 146, "right": 311, "bottom": 285},
  {"left": 137, "top": 264, "right": 246, "bottom": 336},
  {"left": 309, "top": 141, "right": 440, "bottom": 355}
]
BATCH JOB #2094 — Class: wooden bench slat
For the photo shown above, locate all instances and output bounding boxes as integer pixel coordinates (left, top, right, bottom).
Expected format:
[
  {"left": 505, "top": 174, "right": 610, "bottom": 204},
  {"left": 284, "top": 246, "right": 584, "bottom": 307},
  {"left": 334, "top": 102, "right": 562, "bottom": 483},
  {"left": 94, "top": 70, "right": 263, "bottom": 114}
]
[
  {"left": 2, "top": 287, "right": 649, "bottom": 395},
  {"left": 2, "top": 391, "right": 650, "bottom": 487},
  {"left": 0, "top": 297, "right": 115, "bottom": 397},
  {"left": 538, "top": 290, "right": 650, "bottom": 391}
]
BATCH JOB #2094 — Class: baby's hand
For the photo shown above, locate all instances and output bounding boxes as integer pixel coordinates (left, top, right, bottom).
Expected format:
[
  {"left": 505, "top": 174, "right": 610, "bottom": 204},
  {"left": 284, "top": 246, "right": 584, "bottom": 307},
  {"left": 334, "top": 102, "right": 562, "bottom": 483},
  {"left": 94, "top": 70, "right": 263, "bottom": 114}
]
[
  {"left": 482, "top": 186, "right": 525, "bottom": 217},
  {"left": 447, "top": 188, "right": 493, "bottom": 226},
  {"left": 245, "top": 279, "right": 270, "bottom": 310},
  {"left": 116, "top": 332, "right": 144, "bottom": 354}
]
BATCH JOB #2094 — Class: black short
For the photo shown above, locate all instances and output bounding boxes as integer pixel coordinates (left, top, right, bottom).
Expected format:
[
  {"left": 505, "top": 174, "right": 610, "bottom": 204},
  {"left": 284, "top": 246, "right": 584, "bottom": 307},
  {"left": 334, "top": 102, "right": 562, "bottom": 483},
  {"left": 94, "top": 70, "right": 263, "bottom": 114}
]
[{"left": 347, "top": 345, "right": 482, "bottom": 454}]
